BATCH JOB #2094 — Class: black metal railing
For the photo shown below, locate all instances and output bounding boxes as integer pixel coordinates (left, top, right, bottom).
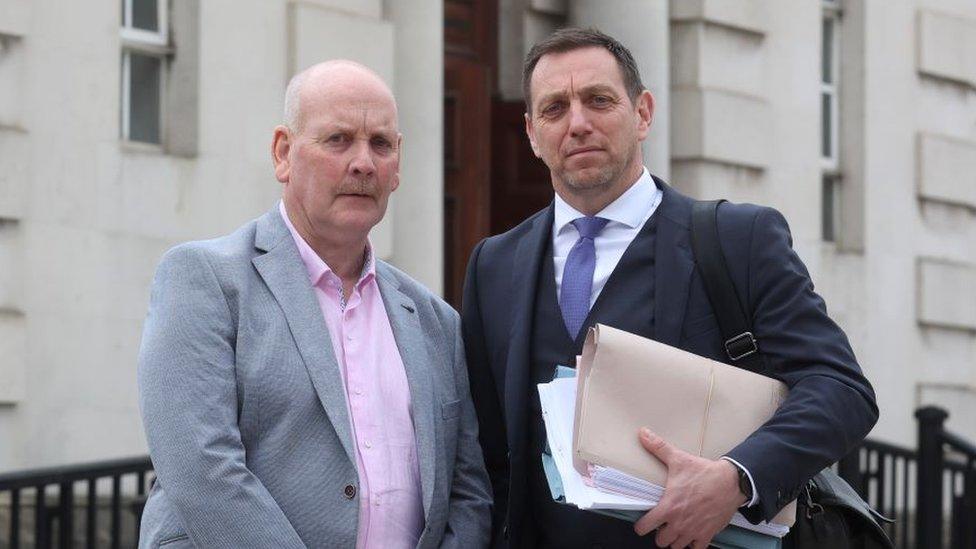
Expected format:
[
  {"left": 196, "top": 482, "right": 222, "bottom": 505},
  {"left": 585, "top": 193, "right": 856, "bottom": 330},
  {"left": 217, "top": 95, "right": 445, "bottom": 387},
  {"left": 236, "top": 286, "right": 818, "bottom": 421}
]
[
  {"left": 834, "top": 405, "right": 976, "bottom": 549},
  {"left": 915, "top": 406, "right": 976, "bottom": 549},
  {"left": 1, "top": 405, "right": 973, "bottom": 548},
  {"left": 0, "top": 456, "right": 153, "bottom": 549}
]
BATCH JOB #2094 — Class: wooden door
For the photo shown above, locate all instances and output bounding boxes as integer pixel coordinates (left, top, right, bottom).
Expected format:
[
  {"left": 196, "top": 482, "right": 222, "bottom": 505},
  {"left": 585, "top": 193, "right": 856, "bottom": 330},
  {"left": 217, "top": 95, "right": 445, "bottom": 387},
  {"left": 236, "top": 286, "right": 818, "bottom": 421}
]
[{"left": 443, "top": 0, "right": 495, "bottom": 307}]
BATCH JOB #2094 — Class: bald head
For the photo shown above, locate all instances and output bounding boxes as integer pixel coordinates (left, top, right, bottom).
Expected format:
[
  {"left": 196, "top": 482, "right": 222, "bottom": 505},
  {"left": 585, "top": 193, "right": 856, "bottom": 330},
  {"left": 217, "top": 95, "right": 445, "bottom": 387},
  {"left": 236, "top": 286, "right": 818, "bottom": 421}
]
[{"left": 283, "top": 60, "right": 397, "bottom": 134}]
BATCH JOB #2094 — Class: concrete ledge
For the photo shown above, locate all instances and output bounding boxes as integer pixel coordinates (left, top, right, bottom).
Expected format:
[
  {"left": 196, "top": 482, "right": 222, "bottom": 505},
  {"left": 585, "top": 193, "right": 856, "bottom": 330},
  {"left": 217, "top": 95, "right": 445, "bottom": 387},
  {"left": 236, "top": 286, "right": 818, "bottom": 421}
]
[
  {"left": 531, "top": 0, "right": 567, "bottom": 16},
  {"left": 917, "top": 257, "right": 976, "bottom": 331},
  {"left": 289, "top": 0, "right": 382, "bottom": 19},
  {"left": 0, "top": 130, "right": 28, "bottom": 220},
  {"left": 916, "top": 9, "right": 976, "bottom": 89},
  {"left": 0, "top": 0, "right": 30, "bottom": 37},
  {"left": 670, "top": 0, "right": 766, "bottom": 36},
  {"left": 917, "top": 133, "right": 976, "bottom": 210},
  {"left": 671, "top": 87, "right": 768, "bottom": 170},
  {"left": 671, "top": 21, "right": 764, "bottom": 97},
  {"left": 0, "top": 309, "right": 26, "bottom": 404}
]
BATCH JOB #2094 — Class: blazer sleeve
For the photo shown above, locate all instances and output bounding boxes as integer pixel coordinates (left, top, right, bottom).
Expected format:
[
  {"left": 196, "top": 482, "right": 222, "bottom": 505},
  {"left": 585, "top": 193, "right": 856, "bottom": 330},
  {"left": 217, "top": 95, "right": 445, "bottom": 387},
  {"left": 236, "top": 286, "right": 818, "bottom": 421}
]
[
  {"left": 137, "top": 245, "right": 307, "bottom": 548},
  {"left": 440, "top": 311, "right": 493, "bottom": 549},
  {"left": 723, "top": 207, "right": 879, "bottom": 523},
  {"left": 461, "top": 239, "right": 512, "bottom": 544}
]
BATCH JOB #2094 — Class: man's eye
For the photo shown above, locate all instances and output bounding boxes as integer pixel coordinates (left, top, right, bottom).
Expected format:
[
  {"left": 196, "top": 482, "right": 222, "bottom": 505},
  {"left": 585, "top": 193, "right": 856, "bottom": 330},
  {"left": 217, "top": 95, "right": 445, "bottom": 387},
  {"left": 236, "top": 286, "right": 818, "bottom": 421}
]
[
  {"left": 326, "top": 134, "right": 349, "bottom": 144},
  {"left": 541, "top": 103, "right": 564, "bottom": 117},
  {"left": 591, "top": 95, "right": 612, "bottom": 106},
  {"left": 372, "top": 138, "right": 393, "bottom": 151}
]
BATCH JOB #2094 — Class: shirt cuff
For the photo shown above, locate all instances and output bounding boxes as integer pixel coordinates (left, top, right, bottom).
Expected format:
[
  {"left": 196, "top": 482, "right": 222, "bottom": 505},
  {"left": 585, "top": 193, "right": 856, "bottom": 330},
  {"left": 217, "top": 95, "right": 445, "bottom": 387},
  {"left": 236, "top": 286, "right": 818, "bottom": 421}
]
[{"left": 721, "top": 456, "right": 759, "bottom": 508}]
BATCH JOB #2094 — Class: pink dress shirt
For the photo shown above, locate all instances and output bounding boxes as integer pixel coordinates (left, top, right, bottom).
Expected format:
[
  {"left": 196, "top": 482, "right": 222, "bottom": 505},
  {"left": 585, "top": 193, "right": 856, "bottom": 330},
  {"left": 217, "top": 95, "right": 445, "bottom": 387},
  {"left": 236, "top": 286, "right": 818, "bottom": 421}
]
[{"left": 280, "top": 202, "right": 424, "bottom": 549}]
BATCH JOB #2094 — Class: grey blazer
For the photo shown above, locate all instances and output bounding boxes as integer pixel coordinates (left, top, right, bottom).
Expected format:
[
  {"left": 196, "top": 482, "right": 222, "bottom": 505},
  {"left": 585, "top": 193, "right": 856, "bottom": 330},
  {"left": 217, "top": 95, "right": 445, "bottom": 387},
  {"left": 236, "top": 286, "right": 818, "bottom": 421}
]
[{"left": 137, "top": 207, "right": 492, "bottom": 548}]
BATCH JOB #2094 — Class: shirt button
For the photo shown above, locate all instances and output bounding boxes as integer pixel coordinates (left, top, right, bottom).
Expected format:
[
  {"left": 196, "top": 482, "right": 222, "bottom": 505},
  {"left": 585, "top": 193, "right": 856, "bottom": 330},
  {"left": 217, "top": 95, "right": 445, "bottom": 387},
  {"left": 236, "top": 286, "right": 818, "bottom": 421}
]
[
  {"left": 364, "top": 441, "right": 372, "bottom": 449},
  {"left": 346, "top": 334, "right": 354, "bottom": 341},
  {"left": 354, "top": 389, "right": 363, "bottom": 396},
  {"left": 343, "top": 484, "right": 357, "bottom": 499}
]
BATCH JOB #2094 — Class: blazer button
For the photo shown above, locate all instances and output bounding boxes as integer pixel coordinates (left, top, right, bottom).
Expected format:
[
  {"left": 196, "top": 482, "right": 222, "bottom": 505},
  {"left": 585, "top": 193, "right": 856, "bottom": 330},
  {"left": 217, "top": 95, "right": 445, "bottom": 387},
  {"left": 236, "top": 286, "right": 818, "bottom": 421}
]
[{"left": 343, "top": 484, "right": 357, "bottom": 499}]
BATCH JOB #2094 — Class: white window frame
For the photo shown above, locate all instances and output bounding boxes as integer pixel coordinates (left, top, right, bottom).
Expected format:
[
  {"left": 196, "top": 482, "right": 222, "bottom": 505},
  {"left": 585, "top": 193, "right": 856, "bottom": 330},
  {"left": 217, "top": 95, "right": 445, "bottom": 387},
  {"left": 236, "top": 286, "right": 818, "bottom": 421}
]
[
  {"left": 121, "top": 0, "right": 169, "bottom": 47},
  {"left": 120, "top": 0, "right": 170, "bottom": 144},
  {"left": 821, "top": 0, "right": 841, "bottom": 172},
  {"left": 821, "top": 0, "right": 842, "bottom": 241}
]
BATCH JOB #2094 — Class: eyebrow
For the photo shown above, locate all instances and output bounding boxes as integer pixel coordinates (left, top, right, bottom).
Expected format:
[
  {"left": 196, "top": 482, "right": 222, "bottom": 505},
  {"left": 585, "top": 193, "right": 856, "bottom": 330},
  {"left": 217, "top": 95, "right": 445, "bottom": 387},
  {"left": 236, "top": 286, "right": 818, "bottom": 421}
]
[{"left": 535, "top": 83, "right": 620, "bottom": 109}]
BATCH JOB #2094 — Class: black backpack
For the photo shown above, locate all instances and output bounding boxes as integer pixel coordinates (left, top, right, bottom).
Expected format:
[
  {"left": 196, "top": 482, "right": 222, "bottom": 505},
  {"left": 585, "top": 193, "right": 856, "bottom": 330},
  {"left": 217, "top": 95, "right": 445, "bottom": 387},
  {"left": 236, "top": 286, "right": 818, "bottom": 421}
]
[{"left": 689, "top": 199, "right": 894, "bottom": 549}]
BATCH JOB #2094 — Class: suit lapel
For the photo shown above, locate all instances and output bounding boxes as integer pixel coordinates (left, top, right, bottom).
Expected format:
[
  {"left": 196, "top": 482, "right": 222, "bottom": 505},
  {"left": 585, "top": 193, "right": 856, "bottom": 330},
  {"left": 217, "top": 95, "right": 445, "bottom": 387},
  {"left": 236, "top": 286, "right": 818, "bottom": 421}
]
[
  {"left": 504, "top": 205, "right": 553, "bottom": 453},
  {"left": 653, "top": 180, "right": 696, "bottom": 347},
  {"left": 375, "top": 266, "right": 436, "bottom": 519},
  {"left": 251, "top": 209, "right": 357, "bottom": 465}
]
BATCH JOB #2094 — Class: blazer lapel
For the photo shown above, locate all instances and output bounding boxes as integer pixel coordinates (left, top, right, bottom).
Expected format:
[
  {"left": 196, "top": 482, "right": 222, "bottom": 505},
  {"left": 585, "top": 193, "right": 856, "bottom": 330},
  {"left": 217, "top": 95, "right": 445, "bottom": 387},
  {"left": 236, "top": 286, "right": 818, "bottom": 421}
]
[
  {"left": 504, "top": 205, "right": 553, "bottom": 454},
  {"left": 375, "top": 267, "right": 436, "bottom": 519},
  {"left": 251, "top": 209, "right": 357, "bottom": 465},
  {"left": 653, "top": 180, "right": 696, "bottom": 347}
]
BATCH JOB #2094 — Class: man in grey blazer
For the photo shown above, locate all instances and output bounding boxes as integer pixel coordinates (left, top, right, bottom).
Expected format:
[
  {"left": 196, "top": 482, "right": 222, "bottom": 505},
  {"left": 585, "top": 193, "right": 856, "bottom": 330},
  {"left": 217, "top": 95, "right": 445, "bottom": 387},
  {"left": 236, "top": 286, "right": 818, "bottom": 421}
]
[{"left": 137, "top": 60, "right": 491, "bottom": 548}]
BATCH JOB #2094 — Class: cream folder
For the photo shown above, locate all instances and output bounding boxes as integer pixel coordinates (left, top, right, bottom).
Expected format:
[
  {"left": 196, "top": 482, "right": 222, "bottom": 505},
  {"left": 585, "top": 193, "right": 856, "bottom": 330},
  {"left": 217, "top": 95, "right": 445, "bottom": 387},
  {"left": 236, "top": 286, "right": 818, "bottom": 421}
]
[{"left": 573, "top": 324, "right": 796, "bottom": 527}]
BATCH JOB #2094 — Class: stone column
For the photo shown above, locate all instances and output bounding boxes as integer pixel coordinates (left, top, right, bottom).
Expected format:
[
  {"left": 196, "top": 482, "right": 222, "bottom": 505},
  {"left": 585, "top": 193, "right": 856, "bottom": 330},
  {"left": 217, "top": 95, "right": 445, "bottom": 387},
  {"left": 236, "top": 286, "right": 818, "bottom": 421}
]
[
  {"left": 568, "top": 0, "right": 670, "bottom": 180},
  {"left": 385, "top": 0, "right": 444, "bottom": 294}
]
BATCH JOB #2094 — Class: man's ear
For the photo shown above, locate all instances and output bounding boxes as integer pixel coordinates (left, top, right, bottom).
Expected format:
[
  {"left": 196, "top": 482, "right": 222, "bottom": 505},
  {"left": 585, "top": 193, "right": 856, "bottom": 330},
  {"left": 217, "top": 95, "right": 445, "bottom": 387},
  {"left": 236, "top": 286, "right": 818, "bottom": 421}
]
[
  {"left": 271, "top": 126, "right": 292, "bottom": 183},
  {"left": 524, "top": 112, "right": 541, "bottom": 158},
  {"left": 635, "top": 90, "right": 654, "bottom": 140},
  {"left": 391, "top": 133, "right": 403, "bottom": 192}
]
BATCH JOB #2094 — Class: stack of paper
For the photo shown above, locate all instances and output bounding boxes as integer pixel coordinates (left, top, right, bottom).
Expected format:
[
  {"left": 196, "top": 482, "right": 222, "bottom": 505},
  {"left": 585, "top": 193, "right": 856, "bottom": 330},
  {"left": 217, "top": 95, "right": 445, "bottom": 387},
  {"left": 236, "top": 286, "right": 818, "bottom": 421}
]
[{"left": 538, "top": 374, "right": 789, "bottom": 539}]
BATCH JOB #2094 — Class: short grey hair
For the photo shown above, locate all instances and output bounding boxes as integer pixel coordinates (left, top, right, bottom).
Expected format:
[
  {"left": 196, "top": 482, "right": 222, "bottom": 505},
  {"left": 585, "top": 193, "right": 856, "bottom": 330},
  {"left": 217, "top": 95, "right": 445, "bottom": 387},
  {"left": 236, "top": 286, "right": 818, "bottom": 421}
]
[{"left": 283, "top": 70, "right": 308, "bottom": 133}]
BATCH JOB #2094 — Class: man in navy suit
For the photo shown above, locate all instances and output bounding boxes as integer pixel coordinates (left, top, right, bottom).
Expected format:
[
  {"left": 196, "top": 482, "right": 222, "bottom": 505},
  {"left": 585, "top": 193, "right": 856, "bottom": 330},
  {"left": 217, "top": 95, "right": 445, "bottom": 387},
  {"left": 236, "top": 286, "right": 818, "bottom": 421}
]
[{"left": 461, "top": 28, "right": 878, "bottom": 548}]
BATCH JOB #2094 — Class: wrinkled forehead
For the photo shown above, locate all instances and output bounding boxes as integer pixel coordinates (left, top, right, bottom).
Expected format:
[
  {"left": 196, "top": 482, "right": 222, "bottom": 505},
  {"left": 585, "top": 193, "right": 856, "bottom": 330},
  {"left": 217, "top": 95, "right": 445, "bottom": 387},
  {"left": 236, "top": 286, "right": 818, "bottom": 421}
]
[
  {"left": 303, "top": 84, "right": 399, "bottom": 133},
  {"left": 530, "top": 47, "right": 626, "bottom": 101}
]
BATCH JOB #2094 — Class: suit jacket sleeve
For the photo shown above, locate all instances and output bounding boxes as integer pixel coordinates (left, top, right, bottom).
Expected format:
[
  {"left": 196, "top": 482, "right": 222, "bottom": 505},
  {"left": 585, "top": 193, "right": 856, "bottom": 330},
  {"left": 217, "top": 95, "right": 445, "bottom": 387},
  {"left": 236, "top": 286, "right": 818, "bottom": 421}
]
[
  {"left": 439, "top": 311, "right": 493, "bottom": 548},
  {"left": 138, "top": 245, "right": 307, "bottom": 548},
  {"left": 723, "top": 207, "right": 879, "bottom": 522},
  {"left": 461, "top": 239, "right": 511, "bottom": 543}
]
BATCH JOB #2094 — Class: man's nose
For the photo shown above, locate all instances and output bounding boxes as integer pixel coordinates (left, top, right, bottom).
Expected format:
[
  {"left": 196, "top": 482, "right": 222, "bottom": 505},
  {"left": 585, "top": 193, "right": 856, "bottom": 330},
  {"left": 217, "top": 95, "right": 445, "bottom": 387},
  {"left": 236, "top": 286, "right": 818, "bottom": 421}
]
[
  {"left": 567, "top": 101, "right": 592, "bottom": 138},
  {"left": 349, "top": 140, "right": 376, "bottom": 177}
]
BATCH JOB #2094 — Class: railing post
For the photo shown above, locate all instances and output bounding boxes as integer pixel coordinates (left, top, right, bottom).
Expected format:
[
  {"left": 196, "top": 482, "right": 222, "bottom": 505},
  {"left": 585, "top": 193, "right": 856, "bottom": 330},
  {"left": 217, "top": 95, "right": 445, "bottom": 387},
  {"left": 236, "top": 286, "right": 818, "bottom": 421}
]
[
  {"left": 838, "top": 448, "right": 865, "bottom": 497},
  {"left": 916, "top": 406, "right": 948, "bottom": 549}
]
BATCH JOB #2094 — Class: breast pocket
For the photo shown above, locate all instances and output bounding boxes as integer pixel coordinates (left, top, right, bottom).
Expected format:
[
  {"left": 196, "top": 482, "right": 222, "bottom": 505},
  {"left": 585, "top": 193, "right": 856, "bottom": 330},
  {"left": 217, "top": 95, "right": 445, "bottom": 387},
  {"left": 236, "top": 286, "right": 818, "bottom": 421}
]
[{"left": 441, "top": 399, "right": 461, "bottom": 420}]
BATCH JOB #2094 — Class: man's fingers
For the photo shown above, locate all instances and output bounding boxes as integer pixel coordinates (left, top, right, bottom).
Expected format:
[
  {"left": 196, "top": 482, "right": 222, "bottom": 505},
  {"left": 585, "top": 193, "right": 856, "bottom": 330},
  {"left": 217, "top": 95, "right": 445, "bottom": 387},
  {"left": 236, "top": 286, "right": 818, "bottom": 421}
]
[
  {"left": 633, "top": 504, "right": 666, "bottom": 537},
  {"left": 672, "top": 533, "right": 696, "bottom": 549},
  {"left": 654, "top": 522, "right": 679, "bottom": 548},
  {"left": 639, "top": 427, "right": 676, "bottom": 465},
  {"left": 692, "top": 539, "right": 711, "bottom": 549}
]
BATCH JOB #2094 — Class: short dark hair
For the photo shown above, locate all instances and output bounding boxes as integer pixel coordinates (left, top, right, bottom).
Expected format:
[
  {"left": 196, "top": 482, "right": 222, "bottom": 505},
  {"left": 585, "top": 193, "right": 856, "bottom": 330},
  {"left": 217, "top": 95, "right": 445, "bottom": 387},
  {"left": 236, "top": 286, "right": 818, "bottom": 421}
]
[{"left": 522, "top": 27, "right": 645, "bottom": 113}]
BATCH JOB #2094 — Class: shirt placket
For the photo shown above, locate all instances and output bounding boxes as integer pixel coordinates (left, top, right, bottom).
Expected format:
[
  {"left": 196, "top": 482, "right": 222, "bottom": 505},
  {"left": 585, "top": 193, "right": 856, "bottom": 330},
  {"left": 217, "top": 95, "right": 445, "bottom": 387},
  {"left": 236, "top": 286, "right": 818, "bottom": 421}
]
[{"left": 340, "top": 279, "right": 377, "bottom": 546}]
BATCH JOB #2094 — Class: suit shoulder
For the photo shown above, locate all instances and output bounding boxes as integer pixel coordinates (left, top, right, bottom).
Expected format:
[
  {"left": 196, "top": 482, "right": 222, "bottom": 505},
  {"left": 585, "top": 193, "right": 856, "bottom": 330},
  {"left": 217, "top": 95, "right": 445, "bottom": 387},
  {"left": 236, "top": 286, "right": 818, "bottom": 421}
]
[
  {"left": 478, "top": 206, "right": 550, "bottom": 259},
  {"left": 157, "top": 219, "right": 259, "bottom": 272}
]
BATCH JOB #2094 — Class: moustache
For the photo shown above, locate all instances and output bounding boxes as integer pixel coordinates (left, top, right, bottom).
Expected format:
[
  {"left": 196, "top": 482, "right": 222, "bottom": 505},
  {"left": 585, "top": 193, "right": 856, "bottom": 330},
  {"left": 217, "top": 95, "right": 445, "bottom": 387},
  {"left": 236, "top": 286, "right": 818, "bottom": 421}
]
[{"left": 336, "top": 179, "right": 378, "bottom": 197}]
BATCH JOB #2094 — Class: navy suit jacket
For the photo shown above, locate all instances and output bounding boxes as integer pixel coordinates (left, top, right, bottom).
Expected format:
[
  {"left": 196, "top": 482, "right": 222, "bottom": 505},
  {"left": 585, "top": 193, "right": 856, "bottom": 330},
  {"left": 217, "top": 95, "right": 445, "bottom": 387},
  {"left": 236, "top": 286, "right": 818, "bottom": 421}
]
[{"left": 461, "top": 177, "right": 878, "bottom": 546}]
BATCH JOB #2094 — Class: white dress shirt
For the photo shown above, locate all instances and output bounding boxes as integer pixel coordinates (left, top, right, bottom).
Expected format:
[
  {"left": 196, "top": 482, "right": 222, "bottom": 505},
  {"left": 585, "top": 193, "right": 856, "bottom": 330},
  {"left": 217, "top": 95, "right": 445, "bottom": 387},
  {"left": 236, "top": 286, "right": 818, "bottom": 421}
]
[
  {"left": 552, "top": 168, "right": 662, "bottom": 307},
  {"left": 551, "top": 167, "right": 760, "bottom": 507}
]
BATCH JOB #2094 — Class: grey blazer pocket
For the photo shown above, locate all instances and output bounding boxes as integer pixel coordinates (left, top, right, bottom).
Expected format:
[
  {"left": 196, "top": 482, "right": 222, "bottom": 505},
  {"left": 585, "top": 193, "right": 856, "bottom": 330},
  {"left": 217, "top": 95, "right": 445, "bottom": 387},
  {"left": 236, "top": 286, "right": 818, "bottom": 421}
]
[
  {"left": 441, "top": 399, "right": 461, "bottom": 420},
  {"left": 158, "top": 534, "right": 191, "bottom": 547}
]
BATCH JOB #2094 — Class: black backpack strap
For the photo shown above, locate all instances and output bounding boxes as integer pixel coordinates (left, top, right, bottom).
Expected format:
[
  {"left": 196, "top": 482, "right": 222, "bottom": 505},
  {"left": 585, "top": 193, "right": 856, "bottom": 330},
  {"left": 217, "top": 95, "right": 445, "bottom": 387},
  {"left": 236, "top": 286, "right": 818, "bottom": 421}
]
[{"left": 689, "top": 200, "right": 763, "bottom": 370}]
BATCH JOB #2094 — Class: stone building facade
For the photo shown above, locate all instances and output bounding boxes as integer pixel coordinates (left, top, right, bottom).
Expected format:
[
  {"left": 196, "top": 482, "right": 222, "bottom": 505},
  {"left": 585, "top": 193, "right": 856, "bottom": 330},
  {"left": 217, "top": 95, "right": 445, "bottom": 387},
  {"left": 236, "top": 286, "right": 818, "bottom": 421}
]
[{"left": 0, "top": 0, "right": 974, "bottom": 470}]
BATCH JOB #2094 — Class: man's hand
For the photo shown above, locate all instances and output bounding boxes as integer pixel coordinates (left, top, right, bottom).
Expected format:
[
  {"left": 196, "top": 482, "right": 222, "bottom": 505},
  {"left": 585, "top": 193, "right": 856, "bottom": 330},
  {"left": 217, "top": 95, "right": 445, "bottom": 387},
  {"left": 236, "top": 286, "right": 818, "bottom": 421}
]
[{"left": 633, "top": 428, "right": 746, "bottom": 549}]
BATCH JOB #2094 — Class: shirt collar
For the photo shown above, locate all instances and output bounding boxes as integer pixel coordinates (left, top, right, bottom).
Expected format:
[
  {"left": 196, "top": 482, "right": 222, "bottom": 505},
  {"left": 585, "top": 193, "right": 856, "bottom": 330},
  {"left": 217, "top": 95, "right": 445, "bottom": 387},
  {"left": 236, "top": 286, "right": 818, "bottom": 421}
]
[
  {"left": 278, "top": 200, "right": 375, "bottom": 287},
  {"left": 553, "top": 167, "right": 657, "bottom": 236}
]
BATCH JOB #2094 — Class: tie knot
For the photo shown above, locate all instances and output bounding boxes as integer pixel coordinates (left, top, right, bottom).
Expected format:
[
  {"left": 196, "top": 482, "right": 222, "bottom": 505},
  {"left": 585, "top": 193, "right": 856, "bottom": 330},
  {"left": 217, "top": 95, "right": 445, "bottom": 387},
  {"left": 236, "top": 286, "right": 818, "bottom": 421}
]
[{"left": 571, "top": 216, "right": 609, "bottom": 240}]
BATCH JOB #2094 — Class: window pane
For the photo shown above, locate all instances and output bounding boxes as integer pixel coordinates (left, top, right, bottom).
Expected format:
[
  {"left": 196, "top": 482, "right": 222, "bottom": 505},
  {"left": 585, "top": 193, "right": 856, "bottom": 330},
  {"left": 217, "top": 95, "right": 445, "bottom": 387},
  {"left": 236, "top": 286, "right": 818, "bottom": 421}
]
[
  {"left": 132, "top": 0, "right": 159, "bottom": 31},
  {"left": 821, "top": 92, "right": 832, "bottom": 158},
  {"left": 129, "top": 52, "right": 161, "bottom": 143},
  {"left": 822, "top": 176, "right": 836, "bottom": 242},
  {"left": 822, "top": 18, "right": 833, "bottom": 84}
]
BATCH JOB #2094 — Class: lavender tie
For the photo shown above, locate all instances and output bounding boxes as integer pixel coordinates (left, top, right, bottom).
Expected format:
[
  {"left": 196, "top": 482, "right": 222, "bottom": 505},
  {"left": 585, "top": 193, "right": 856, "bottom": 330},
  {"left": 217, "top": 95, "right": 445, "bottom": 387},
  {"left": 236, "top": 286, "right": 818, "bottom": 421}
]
[{"left": 560, "top": 216, "right": 610, "bottom": 339}]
